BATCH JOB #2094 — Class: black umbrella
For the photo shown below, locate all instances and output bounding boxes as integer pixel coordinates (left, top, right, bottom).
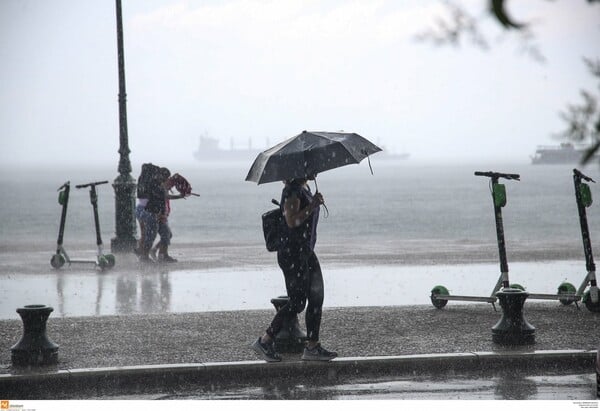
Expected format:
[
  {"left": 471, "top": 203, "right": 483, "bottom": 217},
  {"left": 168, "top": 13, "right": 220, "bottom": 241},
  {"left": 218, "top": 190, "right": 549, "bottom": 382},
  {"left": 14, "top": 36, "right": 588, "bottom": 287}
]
[{"left": 245, "top": 131, "right": 382, "bottom": 185}]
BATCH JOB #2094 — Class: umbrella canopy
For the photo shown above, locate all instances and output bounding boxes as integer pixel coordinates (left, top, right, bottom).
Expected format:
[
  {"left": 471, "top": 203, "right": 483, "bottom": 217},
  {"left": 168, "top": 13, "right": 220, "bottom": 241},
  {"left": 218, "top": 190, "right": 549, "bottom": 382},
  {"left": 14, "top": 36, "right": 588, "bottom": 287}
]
[{"left": 245, "top": 131, "right": 382, "bottom": 184}]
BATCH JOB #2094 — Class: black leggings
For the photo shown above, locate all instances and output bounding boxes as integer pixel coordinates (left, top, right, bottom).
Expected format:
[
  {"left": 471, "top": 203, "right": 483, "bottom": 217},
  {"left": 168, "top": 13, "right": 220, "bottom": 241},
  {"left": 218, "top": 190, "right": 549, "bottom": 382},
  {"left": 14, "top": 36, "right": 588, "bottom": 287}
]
[{"left": 267, "top": 248, "right": 324, "bottom": 342}]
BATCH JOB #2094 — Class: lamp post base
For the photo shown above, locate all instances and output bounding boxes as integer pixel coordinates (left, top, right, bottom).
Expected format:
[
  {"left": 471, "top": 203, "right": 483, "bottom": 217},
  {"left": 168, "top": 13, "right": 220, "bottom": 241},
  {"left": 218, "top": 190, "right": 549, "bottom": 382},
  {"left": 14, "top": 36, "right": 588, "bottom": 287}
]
[
  {"left": 111, "top": 173, "right": 137, "bottom": 253},
  {"left": 110, "top": 237, "right": 137, "bottom": 253}
]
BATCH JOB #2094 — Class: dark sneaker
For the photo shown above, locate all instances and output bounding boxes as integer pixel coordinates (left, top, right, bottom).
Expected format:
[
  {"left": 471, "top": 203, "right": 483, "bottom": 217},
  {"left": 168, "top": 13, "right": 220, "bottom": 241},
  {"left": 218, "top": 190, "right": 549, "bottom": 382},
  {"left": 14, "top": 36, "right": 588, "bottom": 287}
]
[
  {"left": 301, "top": 343, "right": 337, "bottom": 361},
  {"left": 251, "top": 338, "right": 281, "bottom": 362},
  {"left": 158, "top": 255, "right": 177, "bottom": 263}
]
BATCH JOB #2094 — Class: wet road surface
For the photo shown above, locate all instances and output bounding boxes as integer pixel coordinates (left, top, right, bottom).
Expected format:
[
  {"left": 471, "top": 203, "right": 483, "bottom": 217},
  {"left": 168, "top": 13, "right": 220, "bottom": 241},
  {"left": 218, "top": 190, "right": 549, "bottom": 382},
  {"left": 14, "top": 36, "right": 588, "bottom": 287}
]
[{"left": 89, "top": 372, "right": 596, "bottom": 400}]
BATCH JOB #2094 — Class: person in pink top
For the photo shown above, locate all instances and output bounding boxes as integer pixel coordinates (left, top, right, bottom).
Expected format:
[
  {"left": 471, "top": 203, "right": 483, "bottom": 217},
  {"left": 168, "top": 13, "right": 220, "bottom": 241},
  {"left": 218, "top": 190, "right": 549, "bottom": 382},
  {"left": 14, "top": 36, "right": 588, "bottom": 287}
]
[{"left": 150, "top": 171, "right": 191, "bottom": 263}]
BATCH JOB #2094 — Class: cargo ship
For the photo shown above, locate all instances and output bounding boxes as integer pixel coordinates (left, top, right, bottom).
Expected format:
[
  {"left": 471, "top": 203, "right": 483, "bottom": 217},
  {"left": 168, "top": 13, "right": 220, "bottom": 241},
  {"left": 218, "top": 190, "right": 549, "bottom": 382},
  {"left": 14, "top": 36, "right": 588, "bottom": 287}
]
[
  {"left": 193, "top": 136, "right": 260, "bottom": 163},
  {"left": 530, "top": 143, "right": 597, "bottom": 165},
  {"left": 194, "top": 135, "right": 410, "bottom": 162}
]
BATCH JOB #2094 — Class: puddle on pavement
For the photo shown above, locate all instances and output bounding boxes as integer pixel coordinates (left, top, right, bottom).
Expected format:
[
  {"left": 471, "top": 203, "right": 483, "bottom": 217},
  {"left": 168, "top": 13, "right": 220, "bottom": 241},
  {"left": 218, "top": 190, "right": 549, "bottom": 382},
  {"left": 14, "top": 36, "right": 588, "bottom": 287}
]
[{"left": 0, "top": 260, "right": 583, "bottom": 319}]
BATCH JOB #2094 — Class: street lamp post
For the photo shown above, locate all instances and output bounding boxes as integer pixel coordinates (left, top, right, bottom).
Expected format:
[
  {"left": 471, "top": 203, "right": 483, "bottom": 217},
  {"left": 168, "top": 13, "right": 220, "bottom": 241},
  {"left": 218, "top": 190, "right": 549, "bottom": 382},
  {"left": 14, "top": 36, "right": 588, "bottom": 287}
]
[{"left": 111, "top": 0, "right": 137, "bottom": 253}]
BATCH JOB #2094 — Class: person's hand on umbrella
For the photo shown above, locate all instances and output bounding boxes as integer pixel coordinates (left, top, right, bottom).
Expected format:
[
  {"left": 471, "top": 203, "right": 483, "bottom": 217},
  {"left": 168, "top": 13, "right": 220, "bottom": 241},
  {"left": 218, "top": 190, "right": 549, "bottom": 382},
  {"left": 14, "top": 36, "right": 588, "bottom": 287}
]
[
  {"left": 311, "top": 192, "right": 324, "bottom": 211},
  {"left": 311, "top": 191, "right": 330, "bottom": 218}
]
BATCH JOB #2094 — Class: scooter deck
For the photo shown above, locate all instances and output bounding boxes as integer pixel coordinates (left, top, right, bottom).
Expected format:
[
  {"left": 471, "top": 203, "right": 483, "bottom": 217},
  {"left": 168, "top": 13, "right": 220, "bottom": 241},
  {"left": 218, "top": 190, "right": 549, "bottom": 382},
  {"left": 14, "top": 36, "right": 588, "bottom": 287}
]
[
  {"left": 431, "top": 294, "right": 496, "bottom": 303},
  {"left": 67, "top": 259, "right": 99, "bottom": 265},
  {"left": 527, "top": 293, "right": 580, "bottom": 302}
]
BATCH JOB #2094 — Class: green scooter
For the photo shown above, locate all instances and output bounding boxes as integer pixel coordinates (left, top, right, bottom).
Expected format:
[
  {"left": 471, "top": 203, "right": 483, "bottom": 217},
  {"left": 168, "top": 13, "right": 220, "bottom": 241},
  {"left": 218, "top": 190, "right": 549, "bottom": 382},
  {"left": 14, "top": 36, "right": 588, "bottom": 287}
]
[
  {"left": 526, "top": 169, "right": 599, "bottom": 312},
  {"left": 50, "top": 181, "right": 115, "bottom": 270},
  {"left": 430, "top": 171, "right": 522, "bottom": 310}
]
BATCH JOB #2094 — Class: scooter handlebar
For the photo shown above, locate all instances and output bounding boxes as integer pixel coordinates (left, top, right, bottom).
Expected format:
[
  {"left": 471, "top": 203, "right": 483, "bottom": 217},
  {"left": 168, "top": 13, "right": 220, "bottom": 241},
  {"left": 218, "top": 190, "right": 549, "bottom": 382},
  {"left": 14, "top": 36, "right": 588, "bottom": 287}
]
[
  {"left": 76, "top": 180, "right": 109, "bottom": 189},
  {"left": 474, "top": 171, "right": 520, "bottom": 181},
  {"left": 573, "top": 168, "right": 595, "bottom": 183},
  {"left": 57, "top": 181, "right": 70, "bottom": 191}
]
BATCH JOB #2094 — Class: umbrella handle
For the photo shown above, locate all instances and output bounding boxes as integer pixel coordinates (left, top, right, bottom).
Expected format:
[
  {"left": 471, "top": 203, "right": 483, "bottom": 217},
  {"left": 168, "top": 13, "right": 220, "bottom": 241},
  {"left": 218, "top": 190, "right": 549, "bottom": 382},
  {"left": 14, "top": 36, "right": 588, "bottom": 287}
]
[
  {"left": 321, "top": 202, "right": 329, "bottom": 218},
  {"left": 367, "top": 154, "right": 374, "bottom": 175},
  {"left": 311, "top": 177, "right": 329, "bottom": 218}
]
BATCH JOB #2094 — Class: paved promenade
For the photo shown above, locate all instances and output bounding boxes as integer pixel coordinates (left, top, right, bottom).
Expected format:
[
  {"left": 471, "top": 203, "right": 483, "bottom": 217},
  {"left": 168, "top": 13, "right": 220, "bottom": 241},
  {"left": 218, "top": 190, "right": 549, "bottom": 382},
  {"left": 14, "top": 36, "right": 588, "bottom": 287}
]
[
  {"left": 0, "top": 302, "right": 597, "bottom": 399},
  {"left": 0, "top": 248, "right": 598, "bottom": 399}
]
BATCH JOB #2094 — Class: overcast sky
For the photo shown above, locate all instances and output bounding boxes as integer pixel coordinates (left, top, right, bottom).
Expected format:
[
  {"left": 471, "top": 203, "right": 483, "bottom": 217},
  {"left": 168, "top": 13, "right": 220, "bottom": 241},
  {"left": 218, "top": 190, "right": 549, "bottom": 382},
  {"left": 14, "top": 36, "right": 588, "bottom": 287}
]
[{"left": 1, "top": 0, "right": 599, "bottom": 168}]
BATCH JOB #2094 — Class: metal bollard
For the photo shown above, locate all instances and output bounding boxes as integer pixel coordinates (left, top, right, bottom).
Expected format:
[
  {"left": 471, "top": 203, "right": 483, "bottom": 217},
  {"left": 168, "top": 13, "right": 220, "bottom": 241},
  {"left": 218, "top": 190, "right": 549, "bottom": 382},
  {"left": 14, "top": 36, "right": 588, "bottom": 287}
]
[
  {"left": 492, "top": 288, "right": 535, "bottom": 345},
  {"left": 270, "top": 296, "right": 307, "bottom": 353},
  {"left": 11, "top": 305, "right": 59, "bottom": 366}
]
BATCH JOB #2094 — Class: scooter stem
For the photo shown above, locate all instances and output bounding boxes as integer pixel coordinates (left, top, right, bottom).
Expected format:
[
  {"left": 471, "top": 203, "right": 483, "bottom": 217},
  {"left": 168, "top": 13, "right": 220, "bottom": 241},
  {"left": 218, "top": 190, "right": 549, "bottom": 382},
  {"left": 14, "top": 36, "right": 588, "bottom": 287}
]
[
  {"left": 573, "top": 169, "right": 596, "bottom": 273},
  {"left": 90, "top": 185, "right": 103, "bottom": 247},
  {"left": 77, "top": 181, "right": 108, "bottom": 248},
  {"left": 491, "top": 176, "right": 510, "bottom": 288},
  {"left": 56, "top": 182, "right": 70, "bottom": 248},
  {"left": 475, "top": 171, "right": 520, "bottom": 289}
]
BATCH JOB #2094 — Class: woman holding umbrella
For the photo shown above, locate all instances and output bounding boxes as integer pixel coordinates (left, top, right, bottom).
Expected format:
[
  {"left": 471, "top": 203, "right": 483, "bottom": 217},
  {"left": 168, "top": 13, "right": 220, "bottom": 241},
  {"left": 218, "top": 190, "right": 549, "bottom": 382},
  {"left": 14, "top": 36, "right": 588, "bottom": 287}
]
[
  {"left": 251, "top": 175, "right": 338, "bottom": 362},
  {"left": 247, "top": 131, "right": 381, "bottom": 361}
]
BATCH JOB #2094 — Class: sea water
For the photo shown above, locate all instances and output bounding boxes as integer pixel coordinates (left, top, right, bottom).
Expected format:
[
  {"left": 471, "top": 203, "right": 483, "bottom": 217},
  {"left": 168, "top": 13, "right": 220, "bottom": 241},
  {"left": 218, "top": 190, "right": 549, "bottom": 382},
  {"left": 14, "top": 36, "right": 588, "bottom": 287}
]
[
  {"left": 2, "top": 161, "right": 598, "bottom": 251},
  {"left": 1, "top": 161, "right": 599, "bottom": 318}
]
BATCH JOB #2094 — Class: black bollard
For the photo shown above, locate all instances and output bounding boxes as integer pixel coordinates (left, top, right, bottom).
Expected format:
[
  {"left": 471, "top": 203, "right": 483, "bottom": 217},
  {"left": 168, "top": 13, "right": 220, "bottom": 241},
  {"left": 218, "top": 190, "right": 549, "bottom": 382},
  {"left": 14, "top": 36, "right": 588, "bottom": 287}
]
[
  {"left": 11, "top": 305, "right": 59, "bottom": 366},
  {"left": 492, "top": 288, "right": 535, "bottom": 345},
  {"left": 270, "top": 296, "right": 307, "bottom": 353}
]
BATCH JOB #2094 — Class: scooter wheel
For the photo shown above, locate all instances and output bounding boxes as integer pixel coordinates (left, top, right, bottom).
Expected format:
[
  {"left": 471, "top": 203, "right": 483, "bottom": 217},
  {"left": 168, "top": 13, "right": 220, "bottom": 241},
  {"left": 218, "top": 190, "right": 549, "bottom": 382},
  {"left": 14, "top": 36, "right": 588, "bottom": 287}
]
[
  {"left": 97, "top": 255, "right": 109, "bottom": 270},
  {"left": 583, "top": 290, "right": 600, "bottom": 313},
  {"left": 50, "top": 254, "right": 65, "bottom": 269},
  {"left": 509, "top": 283, "right": 525, "bottom": 291},
  {"left": 557, "top": 282, "right": 576, "bottom": 306},
  {"left": 431, "top": 285, "right": 449, "bottom": 309},
  {"left": 104, "top": 254, "right": 116, "bottom": 268}
]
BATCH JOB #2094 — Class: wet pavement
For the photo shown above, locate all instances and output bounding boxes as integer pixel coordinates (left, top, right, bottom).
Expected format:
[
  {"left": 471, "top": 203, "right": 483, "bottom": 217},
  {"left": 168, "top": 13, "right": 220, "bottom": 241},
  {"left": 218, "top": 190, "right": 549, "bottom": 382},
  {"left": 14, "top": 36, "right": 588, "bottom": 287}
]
[
  {"left": 2, "top": 354, "right": 595, "bottom": 400},
  {"left": 0, "top": 253, "right": 589, "bottom": 318},
  {"left": 1, "top": 249, "right": 598, "bottom": 401},
  {"left": 1, "top": 302, "right": 598, "bottom": 400},
  {"left": 93, "top": 372, "right": 596, "bottom": 400}
]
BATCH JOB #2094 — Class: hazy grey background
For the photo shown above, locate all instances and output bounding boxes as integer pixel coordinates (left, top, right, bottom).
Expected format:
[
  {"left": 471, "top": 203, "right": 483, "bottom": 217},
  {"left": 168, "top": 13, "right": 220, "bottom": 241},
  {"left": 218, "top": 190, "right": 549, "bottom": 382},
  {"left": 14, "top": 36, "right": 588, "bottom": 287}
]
[{"left": 1, "top": 0, "right": 599, "bottom": 168}]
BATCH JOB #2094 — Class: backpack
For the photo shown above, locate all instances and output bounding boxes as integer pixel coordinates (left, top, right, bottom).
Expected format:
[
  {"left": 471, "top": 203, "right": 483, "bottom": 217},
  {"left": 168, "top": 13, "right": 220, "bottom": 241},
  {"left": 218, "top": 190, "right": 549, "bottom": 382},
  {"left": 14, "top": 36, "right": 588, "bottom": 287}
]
[
  {"left": 137, "top": 163, "right": 161, "bottom": 198},
  {"left": 262, "top": 199, "right": 285, "bottom": 252}
]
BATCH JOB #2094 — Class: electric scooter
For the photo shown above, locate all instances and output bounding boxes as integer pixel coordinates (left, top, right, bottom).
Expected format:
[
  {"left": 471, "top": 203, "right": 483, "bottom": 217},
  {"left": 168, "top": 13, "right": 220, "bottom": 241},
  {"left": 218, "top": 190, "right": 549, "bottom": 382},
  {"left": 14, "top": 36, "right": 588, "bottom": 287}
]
[
  {"left": 50, "top": 181, "right": 71, "bottom": 269},
  {"left": 50, "top": 180, "right": 115, "bottom": 271},
  {"left": 525, "top": 169, "right": 599, "bottom": 312},
  {"left": 430, "top": 171, "right": 522, "bottom": 310}
]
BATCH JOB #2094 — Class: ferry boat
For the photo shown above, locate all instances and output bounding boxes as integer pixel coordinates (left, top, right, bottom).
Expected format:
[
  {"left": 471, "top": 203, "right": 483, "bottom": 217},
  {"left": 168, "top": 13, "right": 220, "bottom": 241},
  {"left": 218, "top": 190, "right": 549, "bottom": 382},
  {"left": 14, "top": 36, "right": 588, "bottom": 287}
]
[{"left": 530, "top": 143, "right": 595, "bottom": 165}]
